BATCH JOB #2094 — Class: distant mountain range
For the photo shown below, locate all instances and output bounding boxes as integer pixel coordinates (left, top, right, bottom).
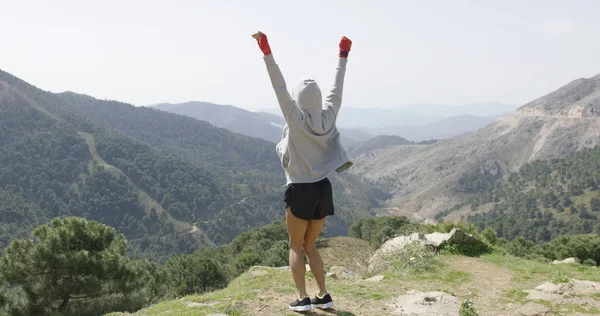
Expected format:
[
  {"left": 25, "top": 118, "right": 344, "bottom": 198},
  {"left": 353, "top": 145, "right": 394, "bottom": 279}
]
[
  {"left": 152, "top": 102, "right": 373, "bottom": 146},
  {"left": 260, "top": 102, "right": 517, "bottom": 128},
  {"left": 365, "top": 114, "right": 501, "bottom": 142},
  {"left": 154, "top": 102, "right": 516, "bottom": 144}
]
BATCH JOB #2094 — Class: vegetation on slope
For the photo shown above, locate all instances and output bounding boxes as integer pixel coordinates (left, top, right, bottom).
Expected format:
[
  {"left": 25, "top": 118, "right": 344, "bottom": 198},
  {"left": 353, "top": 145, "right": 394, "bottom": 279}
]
[{"left": 440, "top": 146, "right": 600, "bottom": 243}]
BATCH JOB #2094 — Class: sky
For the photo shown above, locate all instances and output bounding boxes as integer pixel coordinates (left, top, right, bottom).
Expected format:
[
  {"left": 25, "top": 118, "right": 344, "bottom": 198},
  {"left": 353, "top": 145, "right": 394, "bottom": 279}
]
[{"left": 1, "top": 0, "right": 600, "bottom": 111}]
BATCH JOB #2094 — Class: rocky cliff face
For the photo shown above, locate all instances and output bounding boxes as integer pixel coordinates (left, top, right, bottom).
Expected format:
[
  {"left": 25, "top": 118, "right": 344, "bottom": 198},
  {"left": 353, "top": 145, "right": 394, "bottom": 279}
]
[
  {"left": 351, "top": 74, "right": 600, "bottom": 221},
  {"left": 516, "top": 74, "right": 600, "bottom": 118}
]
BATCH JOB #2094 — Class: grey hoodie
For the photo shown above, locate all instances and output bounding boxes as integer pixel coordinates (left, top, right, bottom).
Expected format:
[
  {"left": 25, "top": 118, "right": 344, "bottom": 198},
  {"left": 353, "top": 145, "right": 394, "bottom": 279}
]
[{"left": 263, "top": 54, "right": 353, "bottom": 184}]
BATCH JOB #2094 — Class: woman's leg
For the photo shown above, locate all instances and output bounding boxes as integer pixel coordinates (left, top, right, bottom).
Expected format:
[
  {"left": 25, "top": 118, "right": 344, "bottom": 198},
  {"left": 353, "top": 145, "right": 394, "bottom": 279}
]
[
  {"left": 286, "top": 208, "right": 310, "bottom": 298},
  {"left": 304, "top": 217, "right": 327, "bottom": 296}
]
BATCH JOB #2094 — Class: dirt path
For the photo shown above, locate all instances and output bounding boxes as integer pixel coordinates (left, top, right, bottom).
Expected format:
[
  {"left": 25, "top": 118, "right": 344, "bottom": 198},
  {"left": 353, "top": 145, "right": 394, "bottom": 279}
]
[{"left": 448, "top": 256, "right": 514, "bottom": 316}]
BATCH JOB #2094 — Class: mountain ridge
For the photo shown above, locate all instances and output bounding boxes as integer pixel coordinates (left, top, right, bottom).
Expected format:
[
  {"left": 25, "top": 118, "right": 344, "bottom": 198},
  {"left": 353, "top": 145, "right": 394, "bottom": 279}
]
[{"left": 350, "top": 73, "right": 600, "bottom": 221}]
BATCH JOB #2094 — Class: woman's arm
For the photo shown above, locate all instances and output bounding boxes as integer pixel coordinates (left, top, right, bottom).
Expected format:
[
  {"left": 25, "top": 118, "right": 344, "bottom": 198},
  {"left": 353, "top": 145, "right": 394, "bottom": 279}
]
[
  {"left": 252, "top": 32, "right": 300, "bottom": 123},
  {"left": 324, "top": 36, "right": 352, "bottom": 119}
]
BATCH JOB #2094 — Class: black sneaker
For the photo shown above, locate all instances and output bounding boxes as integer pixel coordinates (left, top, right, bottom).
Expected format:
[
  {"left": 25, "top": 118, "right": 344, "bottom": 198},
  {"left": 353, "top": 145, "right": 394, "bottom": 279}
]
[
  {"left": 311, "top": 293, "right": 334, "bottom": 309},
  {"left": 289, "top": 297, "right": 312, "bottom": 312}
]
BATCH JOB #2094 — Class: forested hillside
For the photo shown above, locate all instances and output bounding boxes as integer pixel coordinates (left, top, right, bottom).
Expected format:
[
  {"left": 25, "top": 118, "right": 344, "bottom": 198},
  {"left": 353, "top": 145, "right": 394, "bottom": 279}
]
[
  {"left": 440, "top": 145, "right": 600, "bottom": 243},
  {"left": 0, "top": 69, "right": 377, "bottom": 262}
]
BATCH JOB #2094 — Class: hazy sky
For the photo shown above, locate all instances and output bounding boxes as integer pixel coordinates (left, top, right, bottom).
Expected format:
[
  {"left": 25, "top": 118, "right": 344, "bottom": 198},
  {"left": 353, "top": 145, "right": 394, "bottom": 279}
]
[{"left": 2, "top": 0, "right": 600, "bottom": 110}]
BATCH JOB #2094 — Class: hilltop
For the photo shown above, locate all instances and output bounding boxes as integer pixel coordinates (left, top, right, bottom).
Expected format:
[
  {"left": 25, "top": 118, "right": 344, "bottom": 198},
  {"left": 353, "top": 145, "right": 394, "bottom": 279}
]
[{"left": 114, "top": 236, "right": 600, "bottom": 316}]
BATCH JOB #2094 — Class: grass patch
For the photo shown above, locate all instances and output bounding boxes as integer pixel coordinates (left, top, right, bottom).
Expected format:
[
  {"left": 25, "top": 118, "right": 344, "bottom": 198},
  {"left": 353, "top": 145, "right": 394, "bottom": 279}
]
[
  {"left": 387, "top": 243, "right": 445, "bottom": 275},
  {"left": 482, "top": 252, "right": 600, "bottom": 282},
  {"left": 550, "top": 271, "right": 571, "bottom": 284},
  {"left": 460, "top": 298, "right": 478, "bottom": 316},
  {"left": 441, "top": 242, "right": 492, "bottom": 257},
  {"left": 505, "top": 289, "right": 528, "bottom": 303}
]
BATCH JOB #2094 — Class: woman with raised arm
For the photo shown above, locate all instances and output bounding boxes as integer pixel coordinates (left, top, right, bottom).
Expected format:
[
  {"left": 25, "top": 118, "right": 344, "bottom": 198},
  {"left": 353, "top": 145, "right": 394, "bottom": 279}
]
[{"left": 251, "top": 31, "right": 353, "bottom": 312}]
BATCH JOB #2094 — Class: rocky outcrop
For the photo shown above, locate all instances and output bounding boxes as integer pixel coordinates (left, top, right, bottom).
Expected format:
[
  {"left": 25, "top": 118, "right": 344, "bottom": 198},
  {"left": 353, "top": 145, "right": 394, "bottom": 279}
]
[
  {"left": 516, "top": 74, "right": 600, "bottom": 118},
  {"left": 525, "top": 279, "right": 600, "bottom": 301},
  {"left": 369, "top": 229, "right": 483, "bottom": 272},
  {"left": 515, "top": 302, "right": 551, "bottom": 316},
  {"left": 551, "top": 257, "right": 579, "bottom": 265},
  {"left": 425, "top": 228, "right": 483, "bottom": 248},
  {"left": 327, "top": 266, "right": 357, "bottom": 280}
]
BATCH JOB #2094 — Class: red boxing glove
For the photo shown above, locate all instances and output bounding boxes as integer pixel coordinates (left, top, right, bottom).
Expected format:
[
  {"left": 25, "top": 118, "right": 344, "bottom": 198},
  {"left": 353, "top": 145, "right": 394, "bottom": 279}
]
[
  {"left": 252, "top": 32, "right": 272, "bottom": 56},
  {"left": 339, "top": 36, "right": 352, "bottom": 58}
]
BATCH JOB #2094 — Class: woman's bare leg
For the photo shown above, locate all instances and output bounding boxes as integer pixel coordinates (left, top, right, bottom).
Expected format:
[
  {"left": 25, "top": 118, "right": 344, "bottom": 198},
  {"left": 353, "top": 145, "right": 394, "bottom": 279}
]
[
  {"left": 286, "top": 208, "right": 310, "bottom": 298},
  {"left": 304, "top": 217, "right": 327, "bottom": 296}
]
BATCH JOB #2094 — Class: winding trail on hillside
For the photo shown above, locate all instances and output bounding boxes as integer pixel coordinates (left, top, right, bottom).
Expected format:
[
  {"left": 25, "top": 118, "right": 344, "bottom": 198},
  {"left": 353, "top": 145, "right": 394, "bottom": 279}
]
[{"left": 78, "top": 131, "right": 216, "bottom": 246}]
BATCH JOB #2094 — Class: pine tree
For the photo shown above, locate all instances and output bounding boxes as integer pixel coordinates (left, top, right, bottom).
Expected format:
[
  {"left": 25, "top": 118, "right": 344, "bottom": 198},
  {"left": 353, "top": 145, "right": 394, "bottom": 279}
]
[{"left": 0, "top": 217, "right": 141, "bottom": 315}]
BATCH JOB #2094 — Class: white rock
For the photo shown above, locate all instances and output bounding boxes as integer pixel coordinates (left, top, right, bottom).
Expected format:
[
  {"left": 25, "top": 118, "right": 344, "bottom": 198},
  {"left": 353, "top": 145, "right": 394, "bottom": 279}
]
[
  {"left": 551, "top": 257, "right": 579, "bottom": 265},
  {"left": 516, "top": 302, "right": 551, "bottom": 316},
  {"left": 365, "top": 275, "right": 385, "bottom": 282}
]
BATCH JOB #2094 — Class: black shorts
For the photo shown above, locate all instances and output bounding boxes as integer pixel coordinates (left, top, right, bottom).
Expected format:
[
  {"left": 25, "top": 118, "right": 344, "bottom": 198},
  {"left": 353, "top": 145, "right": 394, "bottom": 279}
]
[{"left": 284, "top": 178, "right": 334, "bottom": 221}]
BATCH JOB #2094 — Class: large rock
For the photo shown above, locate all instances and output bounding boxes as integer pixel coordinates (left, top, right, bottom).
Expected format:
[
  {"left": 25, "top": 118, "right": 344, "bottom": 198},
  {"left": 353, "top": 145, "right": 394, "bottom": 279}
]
[
  {"left": 424, "top": 228, "right": 482, "bottom": 248},
  {"left": 368, "top": 233, "right": 433, "bottom": 272},
  {"left": 516, "top": 302, "right": 551, "bottom": 316},
  {"left": 365, "top": 275, "right": 385, "bottom": 282},
  {"left": 327, "top": 266, "right": 356, "bottom": 280},
  {"left": 368, "top": 229, "right": 483, "bottom": 273},
  {"left": 389, "top": 290, "right": 461, "bottom": 316},
  {"left": 551, "top": 257, "right": 579, "bottom": 265},
  {"left": 525, "top": 279, "right": 600, "bottom": 301}
]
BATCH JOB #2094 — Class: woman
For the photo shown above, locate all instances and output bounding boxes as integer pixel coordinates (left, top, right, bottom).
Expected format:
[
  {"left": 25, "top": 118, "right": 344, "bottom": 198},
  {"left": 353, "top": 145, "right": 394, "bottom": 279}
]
[{"left": 251, "top": 31, "right": 353, "bottom": 312}]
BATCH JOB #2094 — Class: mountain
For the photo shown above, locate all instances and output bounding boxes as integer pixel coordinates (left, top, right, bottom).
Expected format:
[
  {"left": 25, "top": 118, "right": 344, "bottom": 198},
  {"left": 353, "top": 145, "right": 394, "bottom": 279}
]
[
  {"left": 349, "top": 74, "right": 600, "bottom": 221},
  {"left": 153, "top": 101, "right": 373, "bottom": 146},
  {"left": 517, "top": 74, "right": 600, "bottom": 117},
  {"left": 261, "top": 102, "right": 517, "bottom": 129},
  {"left": 366, "top": 115, "right": 500, "bottom": 142},
  {"left": 441, "top": 145, "right": 600, "bottom": 242},
  {"left": 153, "top": 101, "right": 284, "bottom": 143},
  {"left": 348, "top": 135, "right": 416, "bottom": 157},
  {"left": 0, "top": 69, "right": 377, "bottom": 261}
]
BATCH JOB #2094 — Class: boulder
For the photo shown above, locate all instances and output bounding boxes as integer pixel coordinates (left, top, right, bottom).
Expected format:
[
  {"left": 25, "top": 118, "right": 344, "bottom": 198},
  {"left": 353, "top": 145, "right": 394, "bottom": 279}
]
[
  {"left": 551, "top": 257, "right": 579, "bottom": 265},
  {"left": 369, "top": 233, "right": 434, "bottom": 272},
  {"left": 516, "top": 302, "right": 551, "bottom": 316},
  {"left": 389, "top": 290, "right": 461, "bottom": 316},
  {"left": 424, "top": 228, "right": 482, "bottom": 248},
  {"left": 525, "top": 279, "right": 600, "bottom": 301},
  {"left": 327, "top": 266, "right": 356, "bottom": 280},
  {"left": 365, "top": 275, "right": 385, "bottom": 282}
]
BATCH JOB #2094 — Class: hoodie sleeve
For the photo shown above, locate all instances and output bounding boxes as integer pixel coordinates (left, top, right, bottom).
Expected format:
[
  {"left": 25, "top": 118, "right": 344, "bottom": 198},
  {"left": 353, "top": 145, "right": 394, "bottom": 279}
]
[
  {"left": 264, "top": 54, "right": 301, "bottom": 123},
  {"left": 324, "top": 58, "right": 348, "bottom": 118}
]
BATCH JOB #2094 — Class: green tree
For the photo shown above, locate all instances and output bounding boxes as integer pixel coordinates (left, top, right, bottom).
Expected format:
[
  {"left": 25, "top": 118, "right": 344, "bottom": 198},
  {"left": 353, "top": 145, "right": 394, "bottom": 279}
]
[
  {"left": 0, "top": 217, "right": 140, "bottom": 315},
  {"left": 481, "top": 228, "right": 497, "bottom": 245},
  {"left": 591, "top": 196, "right": 600, "bottom": 213},
  {"left": 163, "top": 255, "right": 227, "bottom": 296}
]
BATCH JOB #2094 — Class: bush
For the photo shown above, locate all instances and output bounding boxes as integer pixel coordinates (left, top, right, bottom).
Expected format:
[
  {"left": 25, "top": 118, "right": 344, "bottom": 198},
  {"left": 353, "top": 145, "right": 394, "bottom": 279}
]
[
  {"left": 583, "top": 258, "right": 597, "bottom": 266},
  {"left": 550, "top": 271, "right": 571, "bottom": 284},
  {"left": 349, "top": 216, "right": 420, "bottom": 247},
  {"left": 164, "top": 255, "right": 227, "bottom": 297},
  {"left": 460, "top": 298, "right": 478, "bottom": 316},
  {"left": 481, "top": 228, "right": 497, "bottom": 245},
  {"left": 440, "top": 242, "right": 492, "bottom": 257},
  {"left": 387, "top": 243, "right": 444, "bottom": 275},
  {"left": 541, "top": 234, "right": 600, "bottom": 264}
]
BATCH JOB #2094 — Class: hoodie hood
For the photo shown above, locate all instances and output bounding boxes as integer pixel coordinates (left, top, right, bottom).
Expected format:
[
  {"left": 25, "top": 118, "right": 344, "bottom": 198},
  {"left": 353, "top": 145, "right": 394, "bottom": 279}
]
[{"left": 294, "top": 78, "right": 322, "bottom": 116}]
